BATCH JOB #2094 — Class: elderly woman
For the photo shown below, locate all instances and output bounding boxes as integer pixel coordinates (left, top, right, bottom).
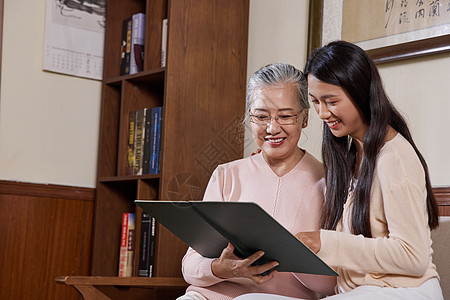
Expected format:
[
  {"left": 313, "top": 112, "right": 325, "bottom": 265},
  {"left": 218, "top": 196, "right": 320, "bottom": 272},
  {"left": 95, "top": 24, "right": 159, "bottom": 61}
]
[{"left": 177, "top": 63, "right": 336, "bottom": 300}]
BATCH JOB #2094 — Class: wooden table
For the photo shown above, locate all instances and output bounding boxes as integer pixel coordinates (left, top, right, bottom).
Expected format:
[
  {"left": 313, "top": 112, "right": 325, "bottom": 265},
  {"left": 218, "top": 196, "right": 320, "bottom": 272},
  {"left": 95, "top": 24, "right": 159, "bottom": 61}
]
[{"left": 56, "top": 276, "right": 188, "bottom": 300}]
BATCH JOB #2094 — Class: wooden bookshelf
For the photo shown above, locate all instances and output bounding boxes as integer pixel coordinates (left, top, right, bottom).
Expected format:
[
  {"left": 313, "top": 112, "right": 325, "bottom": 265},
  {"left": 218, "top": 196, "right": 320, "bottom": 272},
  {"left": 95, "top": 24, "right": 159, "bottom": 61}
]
[{"left": 85, "top": 0, "right": 249, "bottom": 298}]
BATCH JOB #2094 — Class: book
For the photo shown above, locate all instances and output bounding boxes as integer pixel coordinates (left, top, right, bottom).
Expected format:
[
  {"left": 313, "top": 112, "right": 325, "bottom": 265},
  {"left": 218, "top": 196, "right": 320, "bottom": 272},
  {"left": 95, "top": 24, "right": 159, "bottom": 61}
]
[
  {"left": 120, "top": 17, "right": 132, "bottom": 75},
  {"left": 118, "top": 213, "right": 135, "bottom": 277},
  {"left": 161, "top": 18, "right": 168, "bottom": 68},
  {"left": 142, "top": 108, "right": 152, "bottom": 174},
  {"left": 130, "top": 13, "right": 146, "bottom": 74},
  {"left": 149, "top": 106, "right": 162, "bottom": 174},
  {"left": 135, "top": 201, "right": 338, "bottom": 276},
  {"left": 138, "top": 213, "right": 157, "bottom": 277},
  {"left": 126, "top": 111, "right": 137, "bottom": 176},
  {"left": 134, "top": 109, "right": 146, "bottom": 175},
  {"left": 148, "top": 216, "right": 156, "bottom": 277}
]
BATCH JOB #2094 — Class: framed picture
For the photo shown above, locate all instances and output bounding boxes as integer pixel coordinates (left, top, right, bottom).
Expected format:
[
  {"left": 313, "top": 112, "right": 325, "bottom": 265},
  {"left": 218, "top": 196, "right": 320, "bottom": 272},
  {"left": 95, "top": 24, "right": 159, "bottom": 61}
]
[{"left": 307, "top": 0, "right": 450, "bottom": 64}]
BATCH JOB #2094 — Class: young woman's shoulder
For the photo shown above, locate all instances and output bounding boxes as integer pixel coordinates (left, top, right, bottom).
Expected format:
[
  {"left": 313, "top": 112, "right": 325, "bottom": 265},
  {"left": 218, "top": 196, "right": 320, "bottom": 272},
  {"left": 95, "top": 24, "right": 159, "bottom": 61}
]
[
  {"left": 378, "top": 134, "right": 417, "bottom": 161},
  {"left": 376, "top": 134, "right": 425, "bottom": 184}
]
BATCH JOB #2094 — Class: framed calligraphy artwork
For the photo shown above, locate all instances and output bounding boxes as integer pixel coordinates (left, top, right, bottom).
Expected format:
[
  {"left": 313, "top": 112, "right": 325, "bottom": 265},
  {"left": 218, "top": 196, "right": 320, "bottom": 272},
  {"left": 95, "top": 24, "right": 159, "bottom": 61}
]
[{"left": 307, "top": 0, "right": 450, "bottom": 64}]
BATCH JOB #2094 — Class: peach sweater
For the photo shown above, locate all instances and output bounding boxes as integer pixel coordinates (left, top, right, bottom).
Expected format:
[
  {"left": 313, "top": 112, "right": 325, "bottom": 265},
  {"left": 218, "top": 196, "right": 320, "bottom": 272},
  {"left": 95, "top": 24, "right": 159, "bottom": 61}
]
[
  {"left": 181, "top": 152, "right": 336, "bottom": 300},
  {"left": 318, "top": 134, "right": 439, "bottom": 293}
]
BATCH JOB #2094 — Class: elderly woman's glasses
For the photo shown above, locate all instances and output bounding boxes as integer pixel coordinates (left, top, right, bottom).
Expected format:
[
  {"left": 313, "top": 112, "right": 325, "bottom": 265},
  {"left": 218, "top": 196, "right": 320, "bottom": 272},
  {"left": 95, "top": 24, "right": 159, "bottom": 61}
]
[{"left": 249, "top": 111, "right": 303, "bottom": 126}]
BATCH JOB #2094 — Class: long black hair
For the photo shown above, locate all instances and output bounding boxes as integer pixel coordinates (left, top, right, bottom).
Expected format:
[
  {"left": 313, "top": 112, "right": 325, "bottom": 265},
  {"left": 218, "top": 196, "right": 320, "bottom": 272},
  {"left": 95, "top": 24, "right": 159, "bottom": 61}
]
[{"left": 304, "top": 41, "right": 439, "bottom": 236}]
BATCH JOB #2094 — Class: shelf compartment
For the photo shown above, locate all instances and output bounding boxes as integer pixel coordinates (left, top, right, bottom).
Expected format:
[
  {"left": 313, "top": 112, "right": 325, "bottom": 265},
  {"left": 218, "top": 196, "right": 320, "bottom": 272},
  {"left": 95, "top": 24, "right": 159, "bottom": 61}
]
[
  {"left": 103, "top": 0, "right": 168, "bottom": 80},
  {"left": 92, "top": 182, "right": 138, "bottom": 275},
  {"left": 117, "top": 81, "right": 164, "bottom": 177},
  {"left": 144, "top": 0, "right": 168, "bottom": 70},
  {"left": 103, "top": 0, "right": 146, "bottom": 80},
  {"left": 97, "top": 84, "right": 122, "bottom": 178}
]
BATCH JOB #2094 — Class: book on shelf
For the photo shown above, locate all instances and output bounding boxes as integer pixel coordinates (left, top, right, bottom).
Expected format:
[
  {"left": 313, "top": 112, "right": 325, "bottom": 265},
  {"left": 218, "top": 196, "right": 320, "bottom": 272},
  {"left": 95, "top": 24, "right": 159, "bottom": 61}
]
[
  {"left": 138, "top": 213, "right": 157, "bottom": 277},
  {"left": 130, "top": 13, "right": 146, "bottom": 75},
  {"left": 149, "top": 106, "right": 162, "bottom": 174},
  {"left": 135, "top": 201, "right": 338, "bottom": 276},
  {"left": 134, "top": 108, "right": 147, "bottom": 175},
  {"left": 118, "top": 213, "right": 135, "bottom": 277},
  {"left": 142, "top": 108, "right": 152, "bottom": 175},
  {"left": 126, "top": 106, "right": 162, "bottom": 175},
  {"left": 161, "top": 18, "right": 168, "bottom": 68},
  {"left": 120, "top": 17, "right": 132, "bottom": 76},
  {"left": 126, "top": 111, "right": 137, "bottom": 176}
]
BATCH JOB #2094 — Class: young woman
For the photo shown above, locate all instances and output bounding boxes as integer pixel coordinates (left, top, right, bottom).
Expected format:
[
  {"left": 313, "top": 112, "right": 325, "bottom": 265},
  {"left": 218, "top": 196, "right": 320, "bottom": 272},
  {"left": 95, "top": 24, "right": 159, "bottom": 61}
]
[
  {"left": 177, "top": 63, "right": 336, "bottom": 300},
  {"left": 235, "top": 41, "right": 443, "bottom": 299}
]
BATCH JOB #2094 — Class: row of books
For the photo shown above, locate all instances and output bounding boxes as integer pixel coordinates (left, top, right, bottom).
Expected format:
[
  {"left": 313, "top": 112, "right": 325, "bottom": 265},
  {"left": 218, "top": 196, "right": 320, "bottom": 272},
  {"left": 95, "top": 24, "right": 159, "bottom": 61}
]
[
  {"left": 127, "top": 107, "right": 162, "bottom": 176},
  {"left": 120, "top": 13, "right": 168, "bottom": 75},
  {"left": 118, "top": 212, "right": 157, "bottom": 277},
  {"left": 121, "top": 13, "right": 145, "bottom": 75}
]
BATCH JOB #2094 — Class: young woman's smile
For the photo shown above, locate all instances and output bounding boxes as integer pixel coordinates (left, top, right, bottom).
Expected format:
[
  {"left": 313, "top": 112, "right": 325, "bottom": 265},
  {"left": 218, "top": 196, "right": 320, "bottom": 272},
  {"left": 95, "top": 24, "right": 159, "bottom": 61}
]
[{"left": 307, "top": 75, "right": 367, "bottom": 143}]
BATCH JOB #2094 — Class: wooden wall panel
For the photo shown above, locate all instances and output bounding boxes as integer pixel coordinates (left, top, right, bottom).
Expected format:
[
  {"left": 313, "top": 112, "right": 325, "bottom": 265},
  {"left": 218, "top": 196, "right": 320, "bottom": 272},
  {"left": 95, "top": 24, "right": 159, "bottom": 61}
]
[
  {"left": 435, "top": 186, "right": 450, "bottom": 217},
  {"left": 0, "top": 181, "right": 94, "bottom": 300}
]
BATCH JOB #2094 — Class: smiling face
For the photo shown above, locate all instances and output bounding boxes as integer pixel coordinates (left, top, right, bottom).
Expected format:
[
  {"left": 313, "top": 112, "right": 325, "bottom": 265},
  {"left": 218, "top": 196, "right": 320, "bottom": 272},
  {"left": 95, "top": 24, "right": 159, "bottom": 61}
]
[
  {"left": 307, "top": 75, "right": 368, "bottom": 143},
  {"left": 250, "top": 84, "right": 307, "bottom": 162}
]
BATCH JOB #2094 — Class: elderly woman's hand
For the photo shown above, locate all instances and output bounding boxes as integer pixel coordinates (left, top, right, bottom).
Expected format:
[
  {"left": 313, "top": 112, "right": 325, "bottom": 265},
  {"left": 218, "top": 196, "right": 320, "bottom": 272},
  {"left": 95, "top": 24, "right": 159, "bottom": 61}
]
[
  {"left": 211, "top": 243, "right": 279, "bottom": 284},
  {"left": 295, "top": 231, "right": 321, "bottom": 254}
]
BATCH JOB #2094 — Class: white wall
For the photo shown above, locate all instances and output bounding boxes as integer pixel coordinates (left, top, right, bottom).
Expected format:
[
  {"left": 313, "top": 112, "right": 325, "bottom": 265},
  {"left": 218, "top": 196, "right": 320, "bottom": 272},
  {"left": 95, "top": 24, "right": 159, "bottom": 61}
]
[
  {"left": 245, "top": 0, "right": 324, "bottom": 159},
  {"left": 0, "top": 0, "right": 448, "bottom": 188},
  {"left": 378, "top": 54, "right": 450, "bottom": 186},
  {"left": 0, "top": 0, "right": 102, "bottom": 188}
]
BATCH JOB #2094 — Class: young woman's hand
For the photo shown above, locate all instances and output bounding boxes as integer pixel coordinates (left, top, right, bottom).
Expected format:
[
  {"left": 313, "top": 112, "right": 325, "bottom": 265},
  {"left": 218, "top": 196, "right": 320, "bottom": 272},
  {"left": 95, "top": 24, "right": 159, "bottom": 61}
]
[
  {"left": 211, "top": 243, "right": 279, "bottom": 284},
  {"left": 296, "top": 231, "right": 321, "bottom": 254}
]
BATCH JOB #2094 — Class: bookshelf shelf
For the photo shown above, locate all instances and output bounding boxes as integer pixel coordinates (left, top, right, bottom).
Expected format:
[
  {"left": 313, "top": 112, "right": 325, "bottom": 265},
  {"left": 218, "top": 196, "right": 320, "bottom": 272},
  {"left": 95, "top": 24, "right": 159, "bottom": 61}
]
[
  {"left": 104, "top": 69, "right": 165, "bottom": 85},
  {"left": 98, "top": 174, "right": 160, "bottom": 183},
  {"left": 89, "top": 0, "right": 249, "bottom": 298}
]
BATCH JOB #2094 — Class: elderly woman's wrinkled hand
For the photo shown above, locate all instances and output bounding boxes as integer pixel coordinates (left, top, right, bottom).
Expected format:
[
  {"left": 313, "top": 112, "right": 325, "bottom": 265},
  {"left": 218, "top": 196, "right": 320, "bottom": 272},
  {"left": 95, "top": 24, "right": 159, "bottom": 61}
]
[{"left": 211, "top": 243, "right": 279, "bottom": 284}]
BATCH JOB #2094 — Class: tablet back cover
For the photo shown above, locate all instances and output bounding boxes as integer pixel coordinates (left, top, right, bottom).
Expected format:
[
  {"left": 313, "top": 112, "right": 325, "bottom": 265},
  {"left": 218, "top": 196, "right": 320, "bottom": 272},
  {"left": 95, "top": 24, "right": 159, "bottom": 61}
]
[{"left": 135, "top": 200, "right": 337, "bottom": 276}]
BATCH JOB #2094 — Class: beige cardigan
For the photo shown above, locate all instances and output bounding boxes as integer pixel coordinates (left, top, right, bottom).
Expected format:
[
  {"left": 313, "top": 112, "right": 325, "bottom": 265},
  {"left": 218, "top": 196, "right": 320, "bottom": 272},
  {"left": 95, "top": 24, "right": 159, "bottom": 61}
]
[{"left": 318, "top": 134, "right": 439, "bottom": 293}]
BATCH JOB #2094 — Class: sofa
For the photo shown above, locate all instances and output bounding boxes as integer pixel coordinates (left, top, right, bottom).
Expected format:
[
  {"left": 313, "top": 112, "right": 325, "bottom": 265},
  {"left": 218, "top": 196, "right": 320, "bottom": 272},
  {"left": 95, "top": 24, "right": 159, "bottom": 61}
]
[{"left": 432, "top": 216, "right": 450, "bottom": 299}]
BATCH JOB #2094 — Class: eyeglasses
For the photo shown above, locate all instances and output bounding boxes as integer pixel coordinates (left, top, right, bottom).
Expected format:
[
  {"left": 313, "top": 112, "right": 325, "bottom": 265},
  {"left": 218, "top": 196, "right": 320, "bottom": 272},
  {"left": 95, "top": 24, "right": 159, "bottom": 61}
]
[{"left": 249, "top": 110, "right": 303, "bottom": 126}]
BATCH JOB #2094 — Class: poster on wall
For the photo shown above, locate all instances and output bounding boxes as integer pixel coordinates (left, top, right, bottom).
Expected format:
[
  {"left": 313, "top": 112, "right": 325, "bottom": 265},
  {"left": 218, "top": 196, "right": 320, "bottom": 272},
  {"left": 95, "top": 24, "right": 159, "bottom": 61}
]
[{"left": 42, "top": 0, "right": 106, "bottom": 80}]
